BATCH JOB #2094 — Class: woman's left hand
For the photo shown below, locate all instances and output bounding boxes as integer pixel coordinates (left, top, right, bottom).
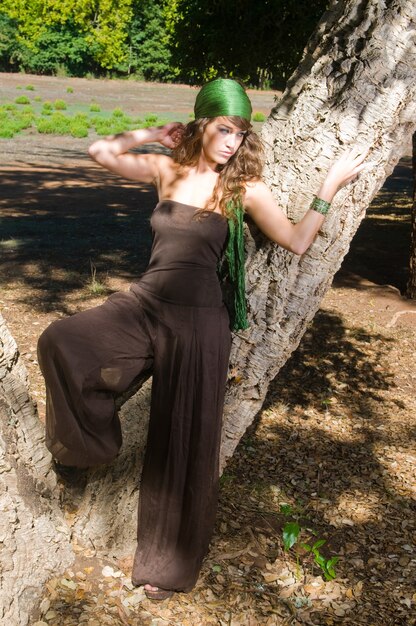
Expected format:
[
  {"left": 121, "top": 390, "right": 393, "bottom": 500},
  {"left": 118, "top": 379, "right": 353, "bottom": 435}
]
[{"left": 324, "top": 146, "right": 374, "bottom": 192}]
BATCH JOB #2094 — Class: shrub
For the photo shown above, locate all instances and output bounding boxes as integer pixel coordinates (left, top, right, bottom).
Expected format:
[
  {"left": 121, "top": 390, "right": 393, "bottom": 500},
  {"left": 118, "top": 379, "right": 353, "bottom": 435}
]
[
  {"left": 144, "top": 114, "right": 158, "bottom": 125},
  {"left": 54, "top": 99, "right": 67, "bottom": 110},
  {"left": 15, "top": 95, "right": 30, "bottom": 105},
  {"left": 42, "top": 101, "right": 53, "bottom": 111},
  {"left": 34, "top": 96, "right": 42, "bottom": 102},
  {"left": 74, "top": 112, "right": 91, "bottom": 126},
  {"left": 0, "top": 109, "right": 35, "bottom": 138},
  {"left": 70, "top": 121, "right": 89, "bottom": 138},
  {"left": 90, "top": 102, "right": 101, "bottom": 112},
  {"left": 93, "top": 118, "right": 131, "bottom": 135},
  {"left": 14, "top": 110, "right": 35, "bottom": 130},
  {"left": 252, "top": 111, "right": 266, "bottom": 122},
  {"left": 37, "top": 112, "right": 71, "bottom": 135},
  {"left": 112, "top": 107, "right": 124, "bottom": 118},
  {"left": 66, "top": 86, "right": 74, "bottom": 93},
  {"left": 0, "top": 126, "right": 15, "bottom": 139},
  {"left": 25, "top": 85, "right": 35, "bottom": 91}
]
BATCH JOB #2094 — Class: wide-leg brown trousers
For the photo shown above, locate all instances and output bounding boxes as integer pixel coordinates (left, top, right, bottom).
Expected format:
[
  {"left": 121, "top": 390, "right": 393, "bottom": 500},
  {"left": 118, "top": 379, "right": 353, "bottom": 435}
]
[{"left": 37, "top": 286, "right": 231, "bottom": 591}]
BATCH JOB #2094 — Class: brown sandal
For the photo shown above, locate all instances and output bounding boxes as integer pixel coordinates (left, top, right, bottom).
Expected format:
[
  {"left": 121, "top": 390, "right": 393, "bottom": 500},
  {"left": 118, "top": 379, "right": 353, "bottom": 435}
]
[{"left": 144, "top": 586, "right": 174, "bottom": 601}]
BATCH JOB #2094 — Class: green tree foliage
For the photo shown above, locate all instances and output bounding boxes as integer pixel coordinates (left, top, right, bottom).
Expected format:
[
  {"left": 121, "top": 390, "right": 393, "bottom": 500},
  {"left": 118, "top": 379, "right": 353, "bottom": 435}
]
[
  {"left": 0, "top": 0, "right": 326, "bottom": 87},
  {"left": 0, "top": 13, "right": 25, "bottom": 71},
  {"left": 168, "top": 0, "right": 328, "bottom": 88},
  {"left": 0, "top": 0, "right": 134, "bottom": 74},
  {"left": 118, "top": 0, "right": 175, "bottom": 81},
  {"left": 16, "top": 23, "right": 98, "bottom": 76}
]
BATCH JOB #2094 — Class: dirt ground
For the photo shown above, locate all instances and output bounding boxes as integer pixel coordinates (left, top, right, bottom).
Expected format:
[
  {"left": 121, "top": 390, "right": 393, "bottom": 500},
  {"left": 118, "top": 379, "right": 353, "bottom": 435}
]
[{"left": 1, "top": 74, "right": 415, "bottom": 626}]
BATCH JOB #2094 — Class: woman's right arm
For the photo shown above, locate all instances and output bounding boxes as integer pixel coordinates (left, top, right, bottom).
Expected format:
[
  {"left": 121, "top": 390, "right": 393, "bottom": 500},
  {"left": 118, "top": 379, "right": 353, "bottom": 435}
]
[{"left": 88, "top": 123, "right": 183, "bottom": 183}]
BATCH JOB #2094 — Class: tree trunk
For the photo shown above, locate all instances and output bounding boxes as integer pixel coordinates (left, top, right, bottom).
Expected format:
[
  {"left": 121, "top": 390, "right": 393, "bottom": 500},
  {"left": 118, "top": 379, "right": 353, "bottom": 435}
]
[
  {"left": 1, "top": 0, "right": 416, "bottom": 619},
  {"left": 0, "top": 314, "right": 73, "bottom": 625},
  {"left": 406, "top": 131, "right": 416, "bottom": 298}
]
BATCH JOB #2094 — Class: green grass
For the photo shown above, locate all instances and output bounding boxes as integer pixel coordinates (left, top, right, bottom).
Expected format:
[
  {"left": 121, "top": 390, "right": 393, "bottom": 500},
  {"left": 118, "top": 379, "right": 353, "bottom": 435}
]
[
  {"left": 0, "top": 106, "right": 36, "bottom": 137},
  {"left": 0, "top": 238, "right": 22, "bottom": 249},
  {"left": 25, "top": 84, "right": 35, "bottom": 91},
  {"left": 66, "top": 86, "right": 74, "bottom": 94},
  {"left": 36, "top": 112, "right": 88, "bottom": 137},
  {"left": 0, "top": 94, "right": 166, "bottom": 139}
]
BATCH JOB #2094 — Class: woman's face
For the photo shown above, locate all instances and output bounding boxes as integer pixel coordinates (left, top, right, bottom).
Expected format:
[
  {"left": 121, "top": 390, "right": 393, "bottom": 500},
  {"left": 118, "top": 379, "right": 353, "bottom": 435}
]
[{"left": 200, "top": 117, "right": 246, "bottom": 167}]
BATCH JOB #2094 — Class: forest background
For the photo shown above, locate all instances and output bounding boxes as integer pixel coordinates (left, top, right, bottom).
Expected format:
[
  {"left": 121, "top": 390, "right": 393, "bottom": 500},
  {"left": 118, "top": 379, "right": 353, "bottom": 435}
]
[{"left": 0, "top": 0, "right": 327, "bottom": 89}]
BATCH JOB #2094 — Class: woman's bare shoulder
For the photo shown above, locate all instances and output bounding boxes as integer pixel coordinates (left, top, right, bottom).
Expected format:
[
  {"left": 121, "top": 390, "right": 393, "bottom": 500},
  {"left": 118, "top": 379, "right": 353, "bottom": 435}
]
[{"left": 244, "top": 179, "right": 273, "bottom": 208}]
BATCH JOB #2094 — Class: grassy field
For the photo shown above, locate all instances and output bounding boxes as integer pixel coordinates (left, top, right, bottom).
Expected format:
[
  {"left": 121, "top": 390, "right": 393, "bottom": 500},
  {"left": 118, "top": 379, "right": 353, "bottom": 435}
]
[{"left": 0, "top": 73, "right": 274, "bottom": 140}]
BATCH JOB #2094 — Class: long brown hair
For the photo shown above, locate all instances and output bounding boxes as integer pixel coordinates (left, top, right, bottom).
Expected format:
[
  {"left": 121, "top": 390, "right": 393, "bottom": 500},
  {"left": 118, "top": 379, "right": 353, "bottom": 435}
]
[{"left": 172, "top": 116, "right": 264, "bottom": 218}]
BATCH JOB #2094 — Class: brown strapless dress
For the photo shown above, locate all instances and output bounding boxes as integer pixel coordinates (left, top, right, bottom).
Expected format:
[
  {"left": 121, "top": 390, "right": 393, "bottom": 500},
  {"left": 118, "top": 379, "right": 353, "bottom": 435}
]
[{"left": 38, "top": 199, "right": 232, "bottom": 592}]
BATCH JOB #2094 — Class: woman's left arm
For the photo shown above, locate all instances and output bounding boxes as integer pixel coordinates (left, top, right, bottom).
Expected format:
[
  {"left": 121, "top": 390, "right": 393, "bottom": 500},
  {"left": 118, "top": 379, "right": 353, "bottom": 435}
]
[{"left": 245, "top": 148, "right": 372, "bottom": 255}]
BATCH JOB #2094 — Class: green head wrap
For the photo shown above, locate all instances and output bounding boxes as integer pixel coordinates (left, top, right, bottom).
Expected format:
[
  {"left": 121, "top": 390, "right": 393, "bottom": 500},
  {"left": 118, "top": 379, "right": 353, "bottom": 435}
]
[{"left": 194, "top": 78, "right": 252, "bottom": 121}]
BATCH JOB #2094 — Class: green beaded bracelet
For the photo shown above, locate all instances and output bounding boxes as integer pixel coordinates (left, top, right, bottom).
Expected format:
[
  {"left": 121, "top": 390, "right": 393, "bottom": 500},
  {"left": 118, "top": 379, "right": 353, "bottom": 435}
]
[{"left": 310, "top": 196, "right": 331, "bottom": 215}]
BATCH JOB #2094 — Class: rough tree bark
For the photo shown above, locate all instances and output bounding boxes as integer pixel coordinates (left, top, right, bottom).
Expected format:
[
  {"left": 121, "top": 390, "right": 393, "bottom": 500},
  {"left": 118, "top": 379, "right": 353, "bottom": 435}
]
[
  {"left": 406, "top": 131, "right": 416, "bottom": 298},
  {"left": 0, "top": 315, "right": 73, "bottom": 625},
  {"left": 1, "top": 0, "right": 415, "bottom": 621}
]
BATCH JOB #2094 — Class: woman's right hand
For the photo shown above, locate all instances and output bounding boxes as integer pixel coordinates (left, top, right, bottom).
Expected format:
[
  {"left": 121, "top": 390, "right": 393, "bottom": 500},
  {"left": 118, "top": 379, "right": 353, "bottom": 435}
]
[{"left": 157, "top": 122, "right": 185, "bottom": 149}]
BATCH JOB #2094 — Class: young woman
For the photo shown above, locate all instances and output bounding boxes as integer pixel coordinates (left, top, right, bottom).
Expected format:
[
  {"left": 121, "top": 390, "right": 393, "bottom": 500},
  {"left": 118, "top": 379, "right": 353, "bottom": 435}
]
[{"left": 38, "top": 78, "right": 369, "bottom": 601}]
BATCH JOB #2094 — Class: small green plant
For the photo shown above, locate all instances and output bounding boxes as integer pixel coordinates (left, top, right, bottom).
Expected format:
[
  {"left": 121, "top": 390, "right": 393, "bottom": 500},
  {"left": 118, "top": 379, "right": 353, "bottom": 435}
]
[
  {"left": 74, "top": 112, "right": 90, "bottom": 126},
  {"left": 15, "top": 95, "right": 30, "bottom": 105},
  {"left": 301, "top": 539, "right": 339, "bottom": 581},
  {"left": 66, "top": 86, "right": 74, "bottom": 93},
  {"left": 69, "top": 121, "right": 89, "bottom": 138},
  {"left": 42, "top": 101, "right": 53, "bottom": 111},
  {"left": 280, "top": 504, "right": 339, "bottom": 581},
  {"left": 90, "top": 102, "right": 101, "bottom": 112},
  {"left": 144, "top": 113, "right": 158, "bottom": 126},
  {"left": 25, "top": 84, "right": 35, "bottom": 91},
  {"left": 87, "top": 261, "right": 108, "bottom": 296},
  {"left": 252, "top": 111, "right": 266, "bottom": 122},
  {"left": 34, "top": 95, "right": 42, "bottom": 102},
  {"left": 0, "top": 237, "right": 21, "bottom": 249},
  {"left": 54, "top": 99, "right": 67, "bottom": 110},
  {"left": 112, "top": 107, "right": 124, "bottom": 118}
]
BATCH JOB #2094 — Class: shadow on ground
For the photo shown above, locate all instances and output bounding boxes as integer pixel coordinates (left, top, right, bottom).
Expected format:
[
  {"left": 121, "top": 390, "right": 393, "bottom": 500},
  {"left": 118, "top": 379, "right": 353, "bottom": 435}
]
[
  {"left": 213, "top": 308, "right": 415, "bottom": 624},
  {"left": 0, "top": 163, "right": 156, "bottom": 313}
]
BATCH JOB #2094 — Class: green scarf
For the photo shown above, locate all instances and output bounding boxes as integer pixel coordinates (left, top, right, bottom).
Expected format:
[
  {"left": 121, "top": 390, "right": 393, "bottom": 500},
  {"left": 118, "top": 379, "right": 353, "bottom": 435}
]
[
  {"left": 222, "top": 200, "right": 249, "bottom": 331},
  {"left": 194, "top": 78, "right": 252, "bottom": 331}
]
